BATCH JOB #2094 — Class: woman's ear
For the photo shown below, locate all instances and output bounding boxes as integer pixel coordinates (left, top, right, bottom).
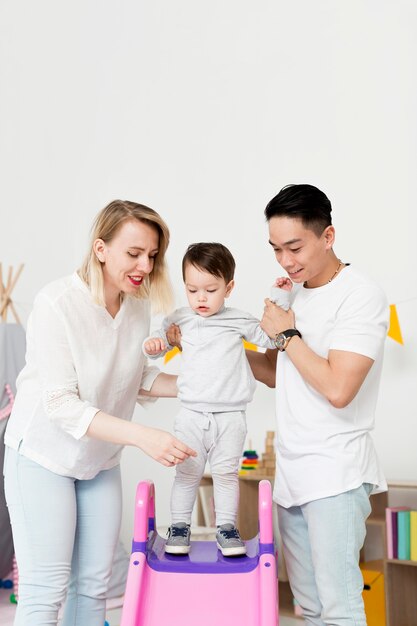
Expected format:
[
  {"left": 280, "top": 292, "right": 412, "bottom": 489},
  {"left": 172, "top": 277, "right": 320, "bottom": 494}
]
[{"left": 93, "top": 238, "right": 106, "bottom": 263}]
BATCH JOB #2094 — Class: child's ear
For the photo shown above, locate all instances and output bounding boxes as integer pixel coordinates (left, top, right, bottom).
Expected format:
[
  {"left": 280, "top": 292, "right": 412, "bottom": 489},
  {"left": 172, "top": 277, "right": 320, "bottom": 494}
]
[{"left": 225, "top": 280, "right": 235, "bottom": 298}]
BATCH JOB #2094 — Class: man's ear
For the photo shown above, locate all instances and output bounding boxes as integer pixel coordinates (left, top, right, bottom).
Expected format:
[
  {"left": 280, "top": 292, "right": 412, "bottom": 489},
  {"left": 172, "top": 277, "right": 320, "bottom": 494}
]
[
  {"left": 93, "top": 238, "right": 106, "bottom": 263},
  {"left": 323, "top": 225, "right": 335, "bottom": 249},
  {"left": 225, "top": 279, "right": 235, "bottom": 298}
]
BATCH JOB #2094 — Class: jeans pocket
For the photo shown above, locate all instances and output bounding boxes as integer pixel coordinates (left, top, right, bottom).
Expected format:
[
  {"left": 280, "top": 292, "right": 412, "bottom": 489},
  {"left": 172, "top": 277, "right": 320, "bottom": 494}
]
[{"left": 363, "top": 482, "right": 373, "bottom": 496}]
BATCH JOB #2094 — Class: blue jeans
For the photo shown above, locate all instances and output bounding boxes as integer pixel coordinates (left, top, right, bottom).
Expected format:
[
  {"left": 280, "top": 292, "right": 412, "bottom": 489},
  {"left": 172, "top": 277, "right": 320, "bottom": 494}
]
[
  {"left": 277, "top": 484, "right": 372, "bottom": 626},
  {"left": 3, "top": 446, "right": 122, "bottom": 626}
]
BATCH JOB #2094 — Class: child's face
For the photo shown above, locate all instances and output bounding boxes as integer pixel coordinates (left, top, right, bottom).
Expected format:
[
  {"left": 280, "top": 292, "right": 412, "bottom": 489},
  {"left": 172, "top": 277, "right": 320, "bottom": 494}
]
[{"left": 184, "top": 263, "right": 234, "bottom": 317}]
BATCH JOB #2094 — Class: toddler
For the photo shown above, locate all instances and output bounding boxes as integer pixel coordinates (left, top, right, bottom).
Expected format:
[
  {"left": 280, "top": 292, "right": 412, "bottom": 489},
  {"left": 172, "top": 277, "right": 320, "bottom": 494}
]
[{"left": 143, "top": 242, "right": 276, "bottom": 556}]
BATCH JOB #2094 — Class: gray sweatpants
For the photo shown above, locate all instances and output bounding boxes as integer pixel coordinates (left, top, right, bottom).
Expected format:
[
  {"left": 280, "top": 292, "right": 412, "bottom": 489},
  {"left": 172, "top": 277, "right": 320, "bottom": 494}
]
[{"left": 171, "top": 407, "right": 247, "bottom": 526}]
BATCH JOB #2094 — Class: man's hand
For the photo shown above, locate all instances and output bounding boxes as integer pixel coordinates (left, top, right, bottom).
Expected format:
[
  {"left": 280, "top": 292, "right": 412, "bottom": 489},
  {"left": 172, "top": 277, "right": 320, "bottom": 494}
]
[
  {"left": 261, "top": 299, "right": 295, "bottom": 337},
  {"left": 166, "top": 323, "right": 182, "bottom": 351},
  {"left": 144, "top": 337, "right": 166, "bottom": 356}
]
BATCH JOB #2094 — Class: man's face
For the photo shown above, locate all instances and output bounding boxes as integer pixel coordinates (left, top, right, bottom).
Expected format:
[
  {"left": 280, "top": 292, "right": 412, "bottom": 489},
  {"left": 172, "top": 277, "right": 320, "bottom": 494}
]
[{"left": 268, "top": 216, "right": 334, "bottom": 288}]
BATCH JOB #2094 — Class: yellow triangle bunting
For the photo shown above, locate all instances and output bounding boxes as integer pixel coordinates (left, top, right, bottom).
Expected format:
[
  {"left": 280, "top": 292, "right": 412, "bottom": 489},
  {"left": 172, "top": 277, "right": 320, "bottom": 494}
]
[
  {"left": 164, "top": 346, "right": 181, "bottom": 364},
  {"left": 243, "top": 339, "right": 258, "bottom": 352},
  {"left": 387, "top": 304, "right": 403, "bottom": 345}
]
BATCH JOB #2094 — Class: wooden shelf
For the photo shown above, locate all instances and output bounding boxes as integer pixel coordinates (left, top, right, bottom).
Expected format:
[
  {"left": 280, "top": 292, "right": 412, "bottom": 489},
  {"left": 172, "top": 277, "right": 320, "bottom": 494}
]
[
  {"left": 366, "top": 516, "right": 386, "bottom": 527},
  {"left": 385, "top": 560, "right": 417, "bottom": 626},
  {"left": 197, "top": 476, "right": 417, "bottom": 624},
  {"left": 237, "top": 472, "right": 274, "bottom": 481},
  {"left": 386, "top": 480, "right": 417, "bottom": 489},
  {"left": 384, "top": 482, "right": 417, "bottom": 626},
  {"left": 369, "top": 490, "right": 388, "bottom": 518},
  {"left": 386, "top": 558, "right": 417, "bottom": 567},
  {"left": 198, "top": 473, "right": 273, "bottom": 540}
]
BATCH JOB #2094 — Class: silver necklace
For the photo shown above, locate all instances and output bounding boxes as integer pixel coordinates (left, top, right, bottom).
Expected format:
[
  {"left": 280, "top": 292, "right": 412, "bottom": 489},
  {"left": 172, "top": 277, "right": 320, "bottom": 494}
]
[{"left": 304, "top": 259, "right": 344, "bottom": 288}]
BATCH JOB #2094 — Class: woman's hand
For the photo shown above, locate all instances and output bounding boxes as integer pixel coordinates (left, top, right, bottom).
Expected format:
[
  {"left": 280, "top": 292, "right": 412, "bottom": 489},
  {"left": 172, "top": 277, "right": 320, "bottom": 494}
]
[
  {"left": 87, "top": 411, "right": 196, "bottom": 467},
  {"left": 136, "top": 424, "right": 197, "bottom": 467},
  {"left": 166, "top": 323, "right": 182, "bottom": 351}
]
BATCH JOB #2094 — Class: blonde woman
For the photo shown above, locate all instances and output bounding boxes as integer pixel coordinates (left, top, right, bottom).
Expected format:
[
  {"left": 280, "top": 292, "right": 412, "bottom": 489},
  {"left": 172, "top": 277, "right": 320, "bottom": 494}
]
[{"left": 3, "top": 200, "right": 196, "bottom": 626}]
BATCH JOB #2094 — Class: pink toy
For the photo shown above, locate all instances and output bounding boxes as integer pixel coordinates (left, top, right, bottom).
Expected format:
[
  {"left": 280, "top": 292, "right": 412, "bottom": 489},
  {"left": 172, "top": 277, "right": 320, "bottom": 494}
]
[
  {"left": 12, "top": 555, "right": 19, "bottom": 601},
  {"left": 0, "top": 384, "right": 14, "bottom": 421},
  {"left": 120, "top": 479, "right": 278, "bottom": 626}
]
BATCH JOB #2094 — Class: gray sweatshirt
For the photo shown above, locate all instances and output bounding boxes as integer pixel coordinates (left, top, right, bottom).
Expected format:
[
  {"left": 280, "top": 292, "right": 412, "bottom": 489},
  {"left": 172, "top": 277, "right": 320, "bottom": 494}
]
[{"left": 145, "top": 305, "right": 276, "bottom": 412}]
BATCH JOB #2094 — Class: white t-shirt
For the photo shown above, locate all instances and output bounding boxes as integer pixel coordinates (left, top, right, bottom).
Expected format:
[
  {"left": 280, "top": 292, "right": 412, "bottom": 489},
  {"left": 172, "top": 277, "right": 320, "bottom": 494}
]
[
  {"left": 5, "top": 273, "right": 159, "bottom": 479},
  {"left": 274, "top": 265, "right": 389, "bottom": 508}
]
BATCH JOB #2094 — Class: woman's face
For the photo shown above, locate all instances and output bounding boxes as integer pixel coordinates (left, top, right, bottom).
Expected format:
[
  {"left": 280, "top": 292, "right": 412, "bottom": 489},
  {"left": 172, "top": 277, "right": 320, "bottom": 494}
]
[{"left": 95, "top": 219, "right": 159, "bottom": 304}]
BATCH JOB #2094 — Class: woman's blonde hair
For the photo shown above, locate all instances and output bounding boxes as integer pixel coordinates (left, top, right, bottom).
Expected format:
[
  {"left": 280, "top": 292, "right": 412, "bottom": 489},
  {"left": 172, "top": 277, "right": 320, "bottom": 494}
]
[{"left": 79, "top": 200, "right": 173, "bottom": 313}]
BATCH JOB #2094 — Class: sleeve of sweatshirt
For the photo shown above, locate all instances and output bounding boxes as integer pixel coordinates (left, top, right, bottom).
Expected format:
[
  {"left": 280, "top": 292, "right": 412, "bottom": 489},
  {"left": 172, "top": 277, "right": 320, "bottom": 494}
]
[
  {"left": 240, "top": 311, "right": 277, "bottom": 349},
  {"left": 142, "top": 327, "right": 170, "bottom": 359},
  {"left": 32, "top": 292, "right": 100, "bottom": 440},
  {"left": 142, "top": 309, "right": 182, "bottom": 359}
]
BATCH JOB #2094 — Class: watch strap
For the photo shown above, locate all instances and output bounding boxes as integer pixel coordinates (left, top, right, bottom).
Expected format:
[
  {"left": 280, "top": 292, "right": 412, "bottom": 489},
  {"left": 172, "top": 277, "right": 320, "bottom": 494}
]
[{"left": 282, "top": 329, "right": 302, "bottom": 340}]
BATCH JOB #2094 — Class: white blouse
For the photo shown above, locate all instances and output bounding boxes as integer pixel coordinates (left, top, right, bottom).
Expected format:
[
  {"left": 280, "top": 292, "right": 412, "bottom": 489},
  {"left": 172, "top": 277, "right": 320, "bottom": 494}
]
[{"left": 5, "top": 273, "right": 159, "bottom": 479}]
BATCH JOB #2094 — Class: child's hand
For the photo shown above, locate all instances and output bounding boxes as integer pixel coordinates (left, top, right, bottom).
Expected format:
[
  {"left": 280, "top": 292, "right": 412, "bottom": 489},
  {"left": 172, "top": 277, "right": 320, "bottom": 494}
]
[
  {"left": 274, "top": 277, "right": 293, "bottom": 291},
  {"left": 270, "top": 278, "right": 292, "bottom": 310},
  {"left": 144, "top": 338, "right": 166, "bottom": 355}
]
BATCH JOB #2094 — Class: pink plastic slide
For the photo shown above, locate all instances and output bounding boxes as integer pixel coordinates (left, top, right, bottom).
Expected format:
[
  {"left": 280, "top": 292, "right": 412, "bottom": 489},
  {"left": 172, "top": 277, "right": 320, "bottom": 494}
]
[{"left": 120, "top": 479, "right": 278, "bottom": 626}]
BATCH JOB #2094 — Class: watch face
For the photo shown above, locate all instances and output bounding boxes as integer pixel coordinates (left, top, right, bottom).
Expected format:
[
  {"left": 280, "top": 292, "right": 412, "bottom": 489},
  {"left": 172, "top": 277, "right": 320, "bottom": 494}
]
[{"left": 274, "top": 333, "right": 286, "bottom": 350}]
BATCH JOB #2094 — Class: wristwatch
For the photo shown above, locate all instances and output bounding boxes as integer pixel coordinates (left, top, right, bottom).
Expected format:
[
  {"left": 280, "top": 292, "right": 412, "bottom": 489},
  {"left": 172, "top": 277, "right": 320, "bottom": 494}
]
[{"left": 274, "top": 328, "right": 302, "bottom": 352}]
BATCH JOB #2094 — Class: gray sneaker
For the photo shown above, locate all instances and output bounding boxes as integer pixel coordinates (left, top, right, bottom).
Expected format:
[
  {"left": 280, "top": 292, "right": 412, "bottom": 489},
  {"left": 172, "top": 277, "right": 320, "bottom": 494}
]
[
  {"left": 216, "top": 524, "right": 247, "bottom": 556},
  {"left": 165, "top": 523, "right": 191, "bottom": 554}
]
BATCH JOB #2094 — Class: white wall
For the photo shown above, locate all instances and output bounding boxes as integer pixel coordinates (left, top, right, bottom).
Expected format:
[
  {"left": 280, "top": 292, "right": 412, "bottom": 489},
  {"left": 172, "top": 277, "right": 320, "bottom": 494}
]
[{"left": 1, "top": 1, "right": 416, "bottom": 548}]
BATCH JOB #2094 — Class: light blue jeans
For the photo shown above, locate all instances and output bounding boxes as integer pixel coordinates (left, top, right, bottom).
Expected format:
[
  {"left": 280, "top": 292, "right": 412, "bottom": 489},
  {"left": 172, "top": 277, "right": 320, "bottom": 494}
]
[
  {"left": 3, "top": 446, "right": 122, "bottom": 626},
  {"left": 277, "top": 484, "right": 372, "bottom": 626}
]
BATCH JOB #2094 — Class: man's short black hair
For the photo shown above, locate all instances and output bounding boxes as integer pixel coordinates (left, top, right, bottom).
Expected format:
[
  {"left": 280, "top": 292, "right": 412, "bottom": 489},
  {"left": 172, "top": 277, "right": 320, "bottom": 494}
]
[
  {"left": 264, "top": 184, "right": 332, "bottom": 236},
  {"left": 182, "top": 242, "right": 235, "bottom": 284}
]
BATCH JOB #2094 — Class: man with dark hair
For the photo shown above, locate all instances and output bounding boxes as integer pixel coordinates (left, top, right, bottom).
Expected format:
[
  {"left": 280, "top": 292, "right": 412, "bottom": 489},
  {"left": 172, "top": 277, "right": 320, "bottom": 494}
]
[{"left": 249, "top": 184, "right": 389, "bottom": 626}]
